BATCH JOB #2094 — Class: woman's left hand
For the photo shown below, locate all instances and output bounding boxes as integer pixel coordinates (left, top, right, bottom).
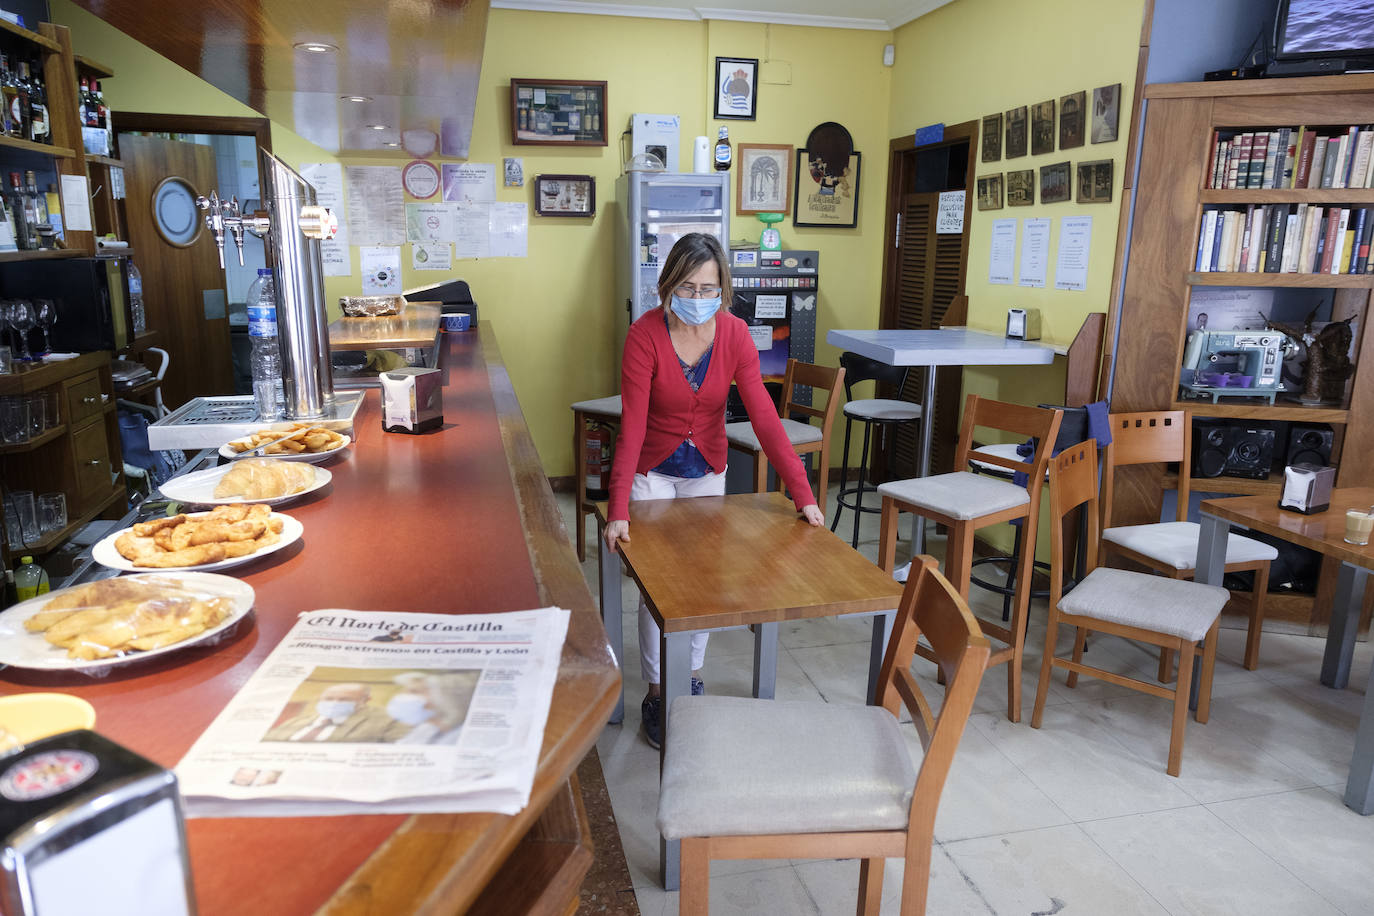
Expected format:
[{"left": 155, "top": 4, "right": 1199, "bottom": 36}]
[{"left": 801, "top": 504, "right": 824, "bottom": 527}]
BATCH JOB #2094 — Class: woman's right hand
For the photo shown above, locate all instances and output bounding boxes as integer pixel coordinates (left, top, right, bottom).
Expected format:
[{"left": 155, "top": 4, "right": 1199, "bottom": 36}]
[{"left": 604, "top": 520, "right": 630, "bottom": 553}]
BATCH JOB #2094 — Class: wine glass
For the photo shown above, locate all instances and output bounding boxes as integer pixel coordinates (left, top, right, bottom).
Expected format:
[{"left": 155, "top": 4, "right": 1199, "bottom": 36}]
[
  {"left": 34, "top": 299, "right": 54, "bottom": 358},
  {"left": 7, "top": 300, "right": 33, "bottom": 361}
]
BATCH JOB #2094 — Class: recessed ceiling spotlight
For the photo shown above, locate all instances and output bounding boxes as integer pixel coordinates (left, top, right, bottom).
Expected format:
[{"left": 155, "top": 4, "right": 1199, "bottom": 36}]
[
  {"left": 340, "top": 95, "right": 372, "bottom": 103},
  {"left": 294, "top": 41, "right": 338, "bottom": 53},
  {"left": 368, "top": 124, "right": 388, "bottom": 131},
  {"left": 382, "top": 142, "right": 400, "bottom": 147}
]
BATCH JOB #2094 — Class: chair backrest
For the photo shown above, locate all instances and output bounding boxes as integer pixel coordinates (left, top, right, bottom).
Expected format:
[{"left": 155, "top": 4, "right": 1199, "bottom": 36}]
[
  {"left": 873, "top": 556, "right": 990, "bottom": 839},
  {"left": 778, "top": 358, "right": 845, "bottom": 433},
  {"left": 1047, "top": 439, "right": 1102, "bottom": 607},
  {"left": 838, "top": 351, "right": 910, "bottom": 400},
  {"left": 1102, "top": 409, "right": 1190, "bottom": 525},
  {"left": 952, "top": 394, "right": 1063, "bottom": 488}
]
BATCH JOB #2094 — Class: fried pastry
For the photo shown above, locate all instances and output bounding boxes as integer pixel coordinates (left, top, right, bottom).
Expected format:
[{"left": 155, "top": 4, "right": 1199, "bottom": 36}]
[
  {"left": 212, "top": 459, "right": 316, "bottom": 500},
  {"left": 30, "top": 583, "right": 235, "bottom": 660},
  {"left": 113, "top": 506, "right": 284, "bottom": 568}
]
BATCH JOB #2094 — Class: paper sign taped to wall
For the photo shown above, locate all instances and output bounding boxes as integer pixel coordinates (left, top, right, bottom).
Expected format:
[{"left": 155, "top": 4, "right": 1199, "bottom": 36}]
[
  {"left": 936, "top": 190, "right": 965, "bottom": 234},
  {"left": 748, "top": 325, "right": 773, "bottom": 351},
  {"left": 360, "top": 246, "right": 402, "bottom": 295},
  {"left": 413, "top": 243, "right": 452, "bottom": 271},
  {"left": 754, "top": 295, "right": 787, "bottom": 319},
  {"left": 60, "top": 175, "right": 92, "bottom": 232}
]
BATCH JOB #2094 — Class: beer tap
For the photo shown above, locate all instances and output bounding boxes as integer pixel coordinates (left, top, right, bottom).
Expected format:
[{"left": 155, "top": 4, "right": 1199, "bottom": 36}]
[
  {"left": 196, "top": 191, "right": 334, "bottom": 268},
  {"left": 197, "top": 190, "right": 229, "bottom": 268}
]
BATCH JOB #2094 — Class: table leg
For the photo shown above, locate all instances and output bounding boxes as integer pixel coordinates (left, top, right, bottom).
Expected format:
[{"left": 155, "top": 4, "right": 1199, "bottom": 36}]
[
  {"left": 1345, "top": 660, "right": 1374, "bottom": 814},
  {"left": 1322, "top": 564, "right": 1370, "bottom": 690},
  {"left": 868, "top": 610, "right": 895, "bottom": 704},
  {"left": 752, "top": 622, "right": 779, "bottom": 700},
  {"left": 912, "top": 367, "right": 937, "bottom": 556},
  {"left": 597, "top": 524, "right": 624, "bottom": 725},
  {"left": 659, "top": 630, "right": 692, "bottom": 891}
]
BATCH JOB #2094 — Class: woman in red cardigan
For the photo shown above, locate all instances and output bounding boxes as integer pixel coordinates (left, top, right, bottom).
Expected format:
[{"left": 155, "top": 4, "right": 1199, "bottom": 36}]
[{"left": 603, "top": 232, "right": 824, "bottom": 748}]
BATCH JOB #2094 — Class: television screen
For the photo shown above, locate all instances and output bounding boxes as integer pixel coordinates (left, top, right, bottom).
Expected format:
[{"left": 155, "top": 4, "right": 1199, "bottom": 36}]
[{"left": 1277, "top": 0, "right": 1374, "bottom": 58}]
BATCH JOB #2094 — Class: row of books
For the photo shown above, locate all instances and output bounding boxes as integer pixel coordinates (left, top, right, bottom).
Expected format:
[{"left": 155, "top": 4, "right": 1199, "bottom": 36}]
[
  {"left": 1194, "top": 204, "right": 1374, "bottom": 274},
  {"left": 1205, "top": 126, "right": 1374, "bottom": 191}
]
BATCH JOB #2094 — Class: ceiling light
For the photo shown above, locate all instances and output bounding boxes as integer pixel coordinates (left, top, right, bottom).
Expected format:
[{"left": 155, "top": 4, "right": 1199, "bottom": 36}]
[
  {"left": 382, "top": 142, "right": 400, "bottom": 148},
  {"left": 341, "top": 95, "right": 372, "bottom": 103},
  {"left": 294, "top": 41, "right": 338, "bottom": 53},
  {"left": 368, "top": 124, "right": 388, "bottom": 131}
]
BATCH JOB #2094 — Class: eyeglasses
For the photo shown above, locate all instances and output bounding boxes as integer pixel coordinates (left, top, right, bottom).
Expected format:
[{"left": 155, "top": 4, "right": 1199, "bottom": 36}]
[{"left": 673, "top": 284, "right": 723, "bottom": 299}]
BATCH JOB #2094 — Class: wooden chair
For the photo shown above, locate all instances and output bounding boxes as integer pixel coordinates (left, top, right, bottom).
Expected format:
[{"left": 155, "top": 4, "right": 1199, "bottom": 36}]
[
  {"left": 1032, "top": 440, "right": 1230, "bottom": 776},
  {"left": 657, "top": 555, "right": 990, "bottom": 916},
  {"left": 1101, "top": 410, "right": 1277, "bottom": 671},
  {"left": 570, "top": 394, "right": 622, "bottom": 562},
  {"left": 724, "top": 358, "right": 845, "bottom": 513},
  {"left": 876, "top": 395, "right": 1062, "bottom": 722}
]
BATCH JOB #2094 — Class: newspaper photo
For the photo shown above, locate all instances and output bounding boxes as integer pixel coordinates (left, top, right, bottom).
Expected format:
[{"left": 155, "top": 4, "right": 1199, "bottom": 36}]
[{"left": 175, "top": 607, "right": 570, "bottom": 817}]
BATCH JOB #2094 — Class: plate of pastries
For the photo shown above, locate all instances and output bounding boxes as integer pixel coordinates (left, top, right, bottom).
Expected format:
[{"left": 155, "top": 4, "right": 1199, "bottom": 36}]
[
  {"left": 0, "top": 573, "right": 255, "bottom": 671},
  {"left": 159, "top": 458, "right": 330, "bottom": 507},
  {"left": 91, "top": 505, "right": 302, "bottom": 573},
  {"left": 220, "top": 423, "right": 351, "bottom": 464}
]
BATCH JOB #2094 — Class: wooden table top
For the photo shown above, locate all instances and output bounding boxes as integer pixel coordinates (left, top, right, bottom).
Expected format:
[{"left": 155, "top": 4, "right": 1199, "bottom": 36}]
[
  {"left": 327, "top": 304, "right": 441, "bottom": 350},
  {"left": 599, "top": 492, "right": 903, "bottom": 631},
  {"left": 1202, "top": 487, "right": 1374, "bottom": 570},
  {"left": 0, "top": 325, "right": 619, "bottom": 915}
]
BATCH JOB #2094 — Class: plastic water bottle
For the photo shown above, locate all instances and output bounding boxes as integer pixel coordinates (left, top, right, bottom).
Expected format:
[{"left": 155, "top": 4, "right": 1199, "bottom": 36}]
[
  {"left": 127, "top": 259, "right": 146, "bottom": 335},
  {"left": 247, "top": 268, "right": 283, "bottom": 420},
  {"left": 14, "top": 556, "right": 48, "bottom": 601}
]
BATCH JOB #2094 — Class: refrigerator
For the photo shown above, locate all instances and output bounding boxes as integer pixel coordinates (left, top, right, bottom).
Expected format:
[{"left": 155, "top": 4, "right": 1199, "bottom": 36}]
[{"left": 615, "top": 171, "right": 731, "bottom": 346}]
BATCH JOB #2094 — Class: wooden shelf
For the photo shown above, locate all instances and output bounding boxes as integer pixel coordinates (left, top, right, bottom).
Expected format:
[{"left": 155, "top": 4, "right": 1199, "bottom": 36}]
[
  {"left": 1174, "top": 399, "right": 1349, "bottom": 422},
  {"left": 0, "top": 133, "right": 75, "bottom": 158},
  {"left": 1162, "top": 470, "right": 1283, "bottom": 497},
  {"left": 0, "top": 424, "right": 65, "bottom": 454},
  {"left": 85, "top": 154, "right": 122, "bottom": 168},
  {"left": 73, "top": 55, "right": 113, "bottom": 79},
  {"left": 0, "top": 18, "right": 60, "bottom": 52},
  {"left": 0, "top": 248, "right": 90, "bottom": 263},
  {"left": 1200, "top": 189, "right": 1374, "bottom": 204},
  {"left": 1187, "top": 271, "right": 1374, "bottom": 288}
]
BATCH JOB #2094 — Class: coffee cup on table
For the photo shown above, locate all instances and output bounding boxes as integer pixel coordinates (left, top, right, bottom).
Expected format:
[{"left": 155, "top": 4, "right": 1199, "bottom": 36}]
[{"left": 1346, "top": 509, "right": 1374, "bottom": 546}]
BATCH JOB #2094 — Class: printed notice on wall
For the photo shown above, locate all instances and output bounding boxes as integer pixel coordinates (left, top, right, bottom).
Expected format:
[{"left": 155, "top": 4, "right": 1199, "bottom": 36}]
[
  {"left": 412, "top": 243, "right": 452, "bottom": 271},
  {"left": 1018, "top": 218, "right": 1051, "bottom": 288},
  {"left": 748, "top": 325, "right": 773, "bottom": 351},
  {"left": 442, "top": 164, "right": 497, "bottom": 204},
  {"left": 345, "top": 166, "right": 405, "bottom": 246},
  {"left": 60, "top": 175, "right": 92, "bottom": 232},
  {"left": 406, "top": 203, "right": 458, "bottom": 243},
  {"left": 453, "top": 202, "right": 491, "bottom": 259},
  {"left": 988, "top": 218, "right": 1016, "bottom": 285},
  {"left": 754, "top": 295, "right": 787, "bottom": 319},
  {"left": 360, "top": 246, "right": 402, "bottom": 295},
  {"left": 301, "top": 162, "right": 350, "bottom": 276},
  {"left": 936, "top": 190, "right": 965, "bottom": 234},
  {"left": 489, "top": 202, "right": 528, "bottom": 258},
  {"left": 1054, "top": 216, "right": 1092, "bottom": 291}
]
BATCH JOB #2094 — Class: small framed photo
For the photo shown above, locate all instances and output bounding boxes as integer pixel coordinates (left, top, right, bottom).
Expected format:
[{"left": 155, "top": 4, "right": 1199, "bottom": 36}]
[
  {"left": 714, "top": 57, "right": 758, "bottom": 120},
  {"left": 1006, "top": 169, "right": 1035, "bottom": 206},
  {"left": 981, "top": 112, "right": 1003, "bottom": 162},
  {"left": 1059, "top": 90, "right": 1086, "bottom": 149},
  {"left": 737, "top": 143, "right": 794, "bottom": 215},
  {"left": 1092, "top": 83, "right": 1121, "bottom": 143},
  {"left": 1005, "top": 106, "right": 1028, "bottom": 158},
  {"left": 1031, "top": 99, "right": 1056, "bottom": 155},
  {"left": 534, "top": 174, "right": 596, "bottom": 217},
  {"left": 1040, "top": 161, "right": 1072, "bottom": 203},
  {"left": 976, "top": 173, "right": 1004, "bottom": 211},
  {"left": 794, "top": 148, "right": 861, "bottom": 228},
  {"left": 1077, "top": 159, "right": 1114, "bottom": 203}
]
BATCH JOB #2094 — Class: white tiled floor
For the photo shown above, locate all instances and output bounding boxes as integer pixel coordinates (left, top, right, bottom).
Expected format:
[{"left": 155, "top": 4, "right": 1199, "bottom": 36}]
[{"left": 558, "top": 490, "right": 1374, "bottom": 915}]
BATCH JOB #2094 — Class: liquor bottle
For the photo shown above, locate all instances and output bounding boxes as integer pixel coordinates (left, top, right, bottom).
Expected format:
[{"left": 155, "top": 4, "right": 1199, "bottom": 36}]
[
  {"left": 27, "top": 62, "right": 47, "bottom": 144},
  {"left": 78, "top": 77, "right": 90, "bottom": 128},
  {"left": 94, "top": 80, "right": 108, "bottom": 130},
  {"left": 713, "top": 126, "right": 732, "bottom": 171},
  {"left": 23, "top": 171, "right": 43, "bottom": 227},
  {"left": 8, "top": 172, "right": 32, "bottom": 250},
  {"left": 1, "top": 57, "right": 22, "bottom": 139}
]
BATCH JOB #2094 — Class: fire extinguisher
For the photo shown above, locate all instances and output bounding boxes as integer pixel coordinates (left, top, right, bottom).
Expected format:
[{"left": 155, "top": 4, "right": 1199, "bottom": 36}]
[{"left": 584, "top": 422, "right": 612, "bottom": 499}]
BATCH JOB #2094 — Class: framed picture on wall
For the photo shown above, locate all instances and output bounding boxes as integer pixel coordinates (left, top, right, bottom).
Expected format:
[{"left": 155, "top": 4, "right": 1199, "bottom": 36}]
[
  {"left": 1006, "top": 169, "right": 1035, "bottom": 205},
  {"left": 976, "top": 173, "right": 1004, "bottom": 210},
  {"left": 714, "top": 57, "right": 758, "bottom": 120},
  {"left": 1040, "top": 161, "right": 1071, "bottom": 203},
  {"left": 981, "top": 112, "right": 1003, "bottom": 162},
  {"left": 1059, "top": 90, "right": 1086, "bottom": 149},
  {"left": 1077, "top": 159, "right": 1114, "bottom": 203},
  {"left": 510, "top": 79, "right": 608, "bottom": 146},
  {"left": 1031, "top": 99, "right": 1056, "bottom": 155},
  {"left": 794, "top": 148, "right": 861, "bottom": 228},
  {"left": 534, "top": 174, "right": 596, "bottom": 216},
  {"left": 1092, "top": 83, "right": 1122, "bottom": 143},
  {"left": 1005, "top": 106, "right": 1028, "bottom": 158},
  {"left": 736, "top": 143, "right": 794, "bottom": 215}
]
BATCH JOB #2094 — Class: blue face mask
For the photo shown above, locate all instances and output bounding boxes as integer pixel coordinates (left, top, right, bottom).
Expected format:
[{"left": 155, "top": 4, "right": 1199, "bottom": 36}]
[{"left": 671, "top": 294, "right": 721, "bottom": 326}]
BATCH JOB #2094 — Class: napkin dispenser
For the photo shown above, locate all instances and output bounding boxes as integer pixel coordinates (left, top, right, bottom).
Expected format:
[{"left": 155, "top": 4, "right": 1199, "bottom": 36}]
[
  {"left": 1006, "top": 307, "right": 1041, "bottom": 340},
  {"left": 1279, "top": 462, "right": 1335, "bottom": 515},
  {"left": 0, "top": 730, "right": 196, "bottom": 916},
  {"left": 380, "top": 367, "right": 443, "bottom": 434}
]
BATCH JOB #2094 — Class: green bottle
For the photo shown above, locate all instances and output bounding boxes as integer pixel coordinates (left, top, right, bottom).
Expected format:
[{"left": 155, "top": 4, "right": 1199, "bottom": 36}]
[{"left": 14, "top": 555, "right": 48, "bottom": 601}]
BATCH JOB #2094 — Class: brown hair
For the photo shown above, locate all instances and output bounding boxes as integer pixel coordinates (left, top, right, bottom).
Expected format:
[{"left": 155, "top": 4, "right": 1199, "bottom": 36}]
[{"left": 656, "top": 232, "right": 732, "bottom": 309}]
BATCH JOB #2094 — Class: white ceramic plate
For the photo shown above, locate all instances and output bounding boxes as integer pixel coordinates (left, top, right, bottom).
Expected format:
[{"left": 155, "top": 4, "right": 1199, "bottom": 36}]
[
  {"left": 159, "top": 464, "right": 331, "bottom": 507},
  {"left": 0, "top": 572, "right": 255, "bottom": 672},
  {"left": 218, "top": 434, "right": 352, "bottom": 464},
  {"left": 90, "top": 512, "right": 304, "bottom": 573}
]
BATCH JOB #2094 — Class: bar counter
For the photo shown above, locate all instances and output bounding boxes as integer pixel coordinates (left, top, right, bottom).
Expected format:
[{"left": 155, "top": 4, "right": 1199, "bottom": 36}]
[{"left": 0, "top": 323, "right": 621, "bottom": 914}]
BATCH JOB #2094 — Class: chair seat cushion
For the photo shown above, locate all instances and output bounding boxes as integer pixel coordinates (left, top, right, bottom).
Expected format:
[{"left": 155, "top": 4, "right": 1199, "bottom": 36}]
[
  {"left": 877, "top": 471, "right": 1029, "bottom": 521},
  {"left": 725, "top": 418, "right": 822, "bottom": 451},
  {"left": 844, "top": 398, "right": 922, "bottom": 422},
  {"left": 570, "top": 394, "right": 623, "bottom": 417},
  {"left": 1058, "top": 567, "right": 1229, "bottom": 641},
  {"left": 1102, "top": 521, "right": 1278, "bottom": 570},
  {"left": 657, "top": 696, "right": 916, "bottom": 840}
]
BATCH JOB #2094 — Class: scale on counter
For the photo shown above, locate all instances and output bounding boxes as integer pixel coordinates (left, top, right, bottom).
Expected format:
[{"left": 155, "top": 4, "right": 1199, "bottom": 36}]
[{"left": 146, "top": 391, "right": 366, "bottom": 451}]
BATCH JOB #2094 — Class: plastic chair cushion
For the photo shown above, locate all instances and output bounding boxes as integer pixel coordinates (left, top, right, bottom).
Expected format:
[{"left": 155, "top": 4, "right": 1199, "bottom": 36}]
[
  {"left": 657, "top": 695, "right": 916, "bottom": 840},
  {"left": 878, "top": 471, "right": 1029, "bottom": 521},
  {"left": 1102, "top": 521, "right": 1279, "bottom": 570},
  {"left": 725, "top": 418, "right": 823, "bottom": 451},
  {"left": 843, "top": 398, "right": 922, "bottom": 422},
  {"left": 1057, "top": 567, "right": 1229, "bottom": 641},
  {"left": 571, "top": 394, "right": 623, "bottom": 417}
]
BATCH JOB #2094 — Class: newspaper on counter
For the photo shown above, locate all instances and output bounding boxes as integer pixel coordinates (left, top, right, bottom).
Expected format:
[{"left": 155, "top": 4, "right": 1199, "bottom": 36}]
[{"left": 175, "top": 607, "right": 571, "bottom": 817}]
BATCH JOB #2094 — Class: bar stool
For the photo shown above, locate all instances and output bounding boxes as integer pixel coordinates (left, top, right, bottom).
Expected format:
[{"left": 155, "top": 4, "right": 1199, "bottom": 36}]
[
  {"left": 571, "top": 394, "right": 621, "bottom": 562},
  {"left": 830, "top": 351, "right": 922, "bottom": 548}
]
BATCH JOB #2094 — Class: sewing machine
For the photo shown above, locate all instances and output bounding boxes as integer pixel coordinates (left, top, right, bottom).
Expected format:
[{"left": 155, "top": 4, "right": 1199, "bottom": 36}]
[{"left": 1179, "top": 330, "right": 1292, "bottom": 404}]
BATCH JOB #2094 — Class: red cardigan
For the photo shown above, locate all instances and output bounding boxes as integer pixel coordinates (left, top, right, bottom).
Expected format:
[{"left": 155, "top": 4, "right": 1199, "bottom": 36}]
[{"left": 608, "top": 307, "right": 815, "bottom": 521}]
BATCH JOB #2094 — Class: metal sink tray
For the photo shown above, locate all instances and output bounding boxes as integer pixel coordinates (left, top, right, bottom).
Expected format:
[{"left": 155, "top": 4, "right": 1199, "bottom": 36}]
[{"left": 147, "top": 390, "right": 366, "bottom": 451}]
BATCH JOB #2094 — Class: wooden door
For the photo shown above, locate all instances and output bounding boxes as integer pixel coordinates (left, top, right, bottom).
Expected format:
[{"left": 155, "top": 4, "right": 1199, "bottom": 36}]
[{"left": 121, "top": 135, "right": 232, "bottom": 408}]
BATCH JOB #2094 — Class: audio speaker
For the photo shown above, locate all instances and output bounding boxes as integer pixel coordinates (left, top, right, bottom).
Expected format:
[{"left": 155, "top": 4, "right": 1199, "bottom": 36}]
[
  {"left": 1192, "top": 419, "right": 1277, "bottom": 480},
  {"left": 1286, "top": 423, "right": 1334, "bottom": 467}
]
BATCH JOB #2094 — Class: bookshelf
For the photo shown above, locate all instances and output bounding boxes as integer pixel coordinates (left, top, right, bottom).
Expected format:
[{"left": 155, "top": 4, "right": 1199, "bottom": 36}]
[{"left": 1113, "top": 74, "right": 1374, "bottom": 633}]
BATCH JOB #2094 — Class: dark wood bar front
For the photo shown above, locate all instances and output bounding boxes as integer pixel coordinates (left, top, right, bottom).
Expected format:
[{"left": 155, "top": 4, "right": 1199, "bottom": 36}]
[{"left": 0, "top": 324, "right": 621, "bottom": 915}]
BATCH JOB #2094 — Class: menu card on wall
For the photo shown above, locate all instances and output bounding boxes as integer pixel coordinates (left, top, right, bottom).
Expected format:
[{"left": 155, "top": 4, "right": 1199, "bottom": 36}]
[
  {"left": 1018, "top": 218, "right": 1051, "bottom": 288},
  {"left": 345, "top": 166, "right": 405, "bottom": 246},
  {"left": 301, "top": 163, "right": 351, "bottom": 276},
  {"left": 1054, "top": 216, "right": 1093, "bottom": 291},
  {"left": 988, "top": 218, "right": 1016, "bottom": 285}
]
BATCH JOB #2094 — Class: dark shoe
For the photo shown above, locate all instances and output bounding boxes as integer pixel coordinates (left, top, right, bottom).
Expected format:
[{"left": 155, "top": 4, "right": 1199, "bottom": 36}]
[
  {"left": 641, "top": 693, "right": 663, "bottom": 749},
  {"left": 691, "top": 676, "right": 706, "bottom": 696}
]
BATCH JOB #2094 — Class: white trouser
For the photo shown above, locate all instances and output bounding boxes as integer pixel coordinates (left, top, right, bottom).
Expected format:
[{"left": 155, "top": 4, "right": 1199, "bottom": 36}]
[{"left": 632, "top": 468, "right": 726, "bottom": 683}]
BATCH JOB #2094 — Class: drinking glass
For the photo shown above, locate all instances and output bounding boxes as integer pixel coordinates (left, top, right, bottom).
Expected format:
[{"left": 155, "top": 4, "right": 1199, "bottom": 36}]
[
  {"left": 44, "top": 388, "right": 59, "bottom": 427},
  {"left": 6, "top": 300, "right": 33, "bottom": 362},
  {"left": 26, "top": 392, "right": 44, "bottom": 435},
  {"left": 8, "top": 490, "right": 38, "bottom": 542},
  {"left": 0, "top": 396, "right": 29, "bottom": 443},
  {"left": 37, "top": 493, "right": 66, "bottom": 534},
  {"left": 0, "top": 344, "right": 10, "bottom": 374},
  {"left": 34, "top": 299, "right": 54, "bottom": 357},
  {"left": 2, "top": 504, "right": 21, "bottom": 548}
]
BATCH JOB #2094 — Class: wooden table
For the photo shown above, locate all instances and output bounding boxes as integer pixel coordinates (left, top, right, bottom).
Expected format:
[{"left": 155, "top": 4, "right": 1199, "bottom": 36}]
[
  {"left": 327, "top": 303, "right": 442, "bottom": 350},
  {"left": 595, "top": 492, "right": 903, "bottom": 889},
  {"left": 1196, "top": 488, "right": 1374, "bottom": 813},
  {"left": 0, "top": 325, "right": 620, "bottom": 914}
]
